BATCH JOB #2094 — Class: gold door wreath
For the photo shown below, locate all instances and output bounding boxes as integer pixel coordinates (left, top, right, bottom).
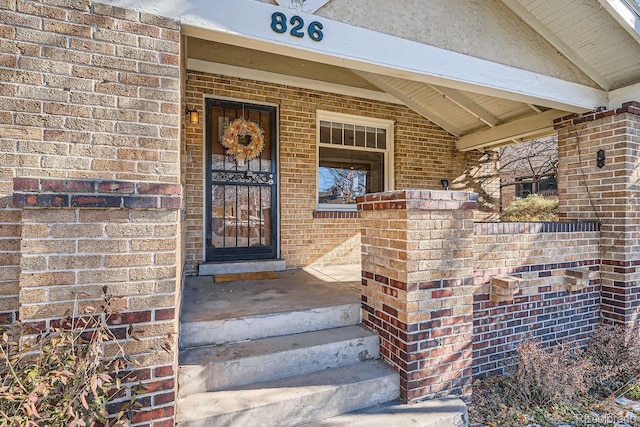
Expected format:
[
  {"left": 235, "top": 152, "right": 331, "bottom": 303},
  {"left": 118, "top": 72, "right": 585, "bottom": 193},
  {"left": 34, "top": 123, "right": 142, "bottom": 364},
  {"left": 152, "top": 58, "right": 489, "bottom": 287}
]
[{"left": 220, "top": 118, "right": 265, "bottom": 163}]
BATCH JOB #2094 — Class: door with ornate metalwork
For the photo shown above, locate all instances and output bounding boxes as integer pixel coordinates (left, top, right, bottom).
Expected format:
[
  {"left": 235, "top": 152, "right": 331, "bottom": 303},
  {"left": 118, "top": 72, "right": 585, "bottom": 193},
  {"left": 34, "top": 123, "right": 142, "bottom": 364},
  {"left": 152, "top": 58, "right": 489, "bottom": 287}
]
[{"left": 205, "top": 99, "right": 277, "bottom": 261}]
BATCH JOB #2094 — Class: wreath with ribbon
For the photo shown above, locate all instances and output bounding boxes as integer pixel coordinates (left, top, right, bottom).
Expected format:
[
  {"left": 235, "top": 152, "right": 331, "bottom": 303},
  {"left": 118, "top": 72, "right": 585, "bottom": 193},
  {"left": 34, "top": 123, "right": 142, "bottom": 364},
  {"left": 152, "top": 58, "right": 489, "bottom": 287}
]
[{"left": 220, "top": 118, "right": 265, "bottom": 163}]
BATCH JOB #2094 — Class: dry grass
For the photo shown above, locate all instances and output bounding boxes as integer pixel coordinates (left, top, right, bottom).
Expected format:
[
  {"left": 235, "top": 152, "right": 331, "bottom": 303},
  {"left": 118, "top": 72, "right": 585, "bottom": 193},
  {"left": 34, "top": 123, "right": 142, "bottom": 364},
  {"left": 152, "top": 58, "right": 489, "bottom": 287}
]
[
  {"left": 501, "top": 194, "right": 558, "bottom": 222},
  {"left": 469, "top": 325, "right": 640, "bottom": 426}
]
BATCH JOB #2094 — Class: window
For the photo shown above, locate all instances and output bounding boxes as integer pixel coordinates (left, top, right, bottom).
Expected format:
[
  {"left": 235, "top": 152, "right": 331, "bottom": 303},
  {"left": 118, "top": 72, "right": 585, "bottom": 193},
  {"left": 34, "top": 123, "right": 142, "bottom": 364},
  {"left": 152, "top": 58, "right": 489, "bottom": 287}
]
[
  {"left": 538, "top": 175, "right": 557, "bottom": 193},
  {"left": 317, "top": 111, "right": 393, "bottom": 210},
  {"left": 515, "top": 175, "right": 557, "bottom": 198},
  {"left": 515, "top": 179, "right": 533, "bottom": 199}
]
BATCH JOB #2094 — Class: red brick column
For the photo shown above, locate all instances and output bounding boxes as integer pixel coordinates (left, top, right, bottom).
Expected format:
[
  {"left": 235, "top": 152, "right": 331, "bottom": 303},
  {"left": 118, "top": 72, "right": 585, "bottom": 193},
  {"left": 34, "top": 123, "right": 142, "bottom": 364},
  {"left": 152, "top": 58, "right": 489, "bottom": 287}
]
[
  {"left": 358, "top": 190, "right": 477, "bottom": 401},
  {"left": 555, "top": 102, "right": 640, "bottom": 332}
]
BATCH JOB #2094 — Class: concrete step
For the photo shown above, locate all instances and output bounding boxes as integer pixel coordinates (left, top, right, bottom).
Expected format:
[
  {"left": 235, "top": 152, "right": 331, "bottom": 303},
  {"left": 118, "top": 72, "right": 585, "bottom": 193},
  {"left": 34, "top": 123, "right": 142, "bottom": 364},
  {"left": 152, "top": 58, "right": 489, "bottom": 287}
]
[
  {"left": 304, "top": 397, "right": 468, "bottom": 426},
  {"left": 176, "top": 360, "right": 400, "bottom": 427},
  {"left": 178, "top": 325, "right": 380, "bottom": 396},
  {"left": 180, "top": 302, "right": 360, "bottom": 349},
  {"left": 198, "top": 259, "right": 286, "bottom": 276}
]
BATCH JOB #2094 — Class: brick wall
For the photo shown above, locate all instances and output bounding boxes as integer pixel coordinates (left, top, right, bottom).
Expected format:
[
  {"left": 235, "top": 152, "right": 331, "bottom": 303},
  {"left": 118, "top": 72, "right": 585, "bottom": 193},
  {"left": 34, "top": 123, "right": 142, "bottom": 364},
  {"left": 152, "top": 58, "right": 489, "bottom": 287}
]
[
  {"left": 0, "top": 1, "right": 181, "bottom": 425},
  {"left": 472, "top": 222, "right": 601, "bottom": 377},
  {"left": 16, "top": 200, "right": 178, "bottom": 425},
  {"left": 359, "top": 190, "right": 477, "bottom": 401},
  {"left": 555, "top": 103, "right": 640, "bottom": 330},
  {"left": 359, "top": 191, "right": 604, "bottom": 400},
  {"left": 184, "top": 70, "right": 497, "bottom": 273},
  {"left": 0, "top": 204, "right": 19, "bottom": 324}
]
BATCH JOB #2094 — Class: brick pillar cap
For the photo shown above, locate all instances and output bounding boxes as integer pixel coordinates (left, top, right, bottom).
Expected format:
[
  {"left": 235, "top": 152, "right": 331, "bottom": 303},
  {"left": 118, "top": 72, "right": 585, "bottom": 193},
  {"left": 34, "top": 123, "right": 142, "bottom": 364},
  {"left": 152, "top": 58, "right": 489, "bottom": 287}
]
[{"left": 357, "top": 189, "right": 478, "bottom": 211}]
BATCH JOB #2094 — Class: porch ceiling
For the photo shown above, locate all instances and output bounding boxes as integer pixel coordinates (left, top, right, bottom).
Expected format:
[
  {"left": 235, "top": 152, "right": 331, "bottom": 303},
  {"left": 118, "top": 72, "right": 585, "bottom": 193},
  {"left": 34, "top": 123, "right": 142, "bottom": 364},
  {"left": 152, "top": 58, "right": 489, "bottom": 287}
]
[
  {"left": 187, "top": 38, "right": 565, "bottom": 151},
  {"left": 500, "top": 0, "right": 640, "bottom": 92}
]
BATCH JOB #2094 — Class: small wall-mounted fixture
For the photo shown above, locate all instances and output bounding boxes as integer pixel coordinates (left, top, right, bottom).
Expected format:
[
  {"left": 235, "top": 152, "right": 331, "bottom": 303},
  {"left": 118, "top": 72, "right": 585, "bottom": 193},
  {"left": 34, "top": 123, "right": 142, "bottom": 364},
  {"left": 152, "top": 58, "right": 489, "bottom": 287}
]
[
  {"left": 186, "top": 107, "right": 199, "bottom": 125},
  {"left": 440, "top": 178, "right": 450, "bottom": 191},
  {"left": 596, "top": 149, "right": 605, "bottom": 168}
]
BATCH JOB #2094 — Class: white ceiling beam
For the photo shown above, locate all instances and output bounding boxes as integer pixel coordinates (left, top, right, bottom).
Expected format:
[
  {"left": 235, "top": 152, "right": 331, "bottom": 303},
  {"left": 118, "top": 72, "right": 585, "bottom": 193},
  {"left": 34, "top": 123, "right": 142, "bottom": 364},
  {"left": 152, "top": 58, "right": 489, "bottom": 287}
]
[
  {"left": 100, "top": 0, "right": 608, "bottom": 113},
  {"left": 429, "top": 85, "right": 499, "bottom": 127},
  {"left": 608, "top": 80, "right": 640, "bottom": 109},
  {"left": 527, "top": 104, "right": 542, "bottom": 113},
  {"left": 187, "top": 59, "right": 403, "bottom": 105},
  {"left": 457, "top": 109, "right": 567, "bottom": 151},
  {"left": 501, "top": 0, "right": 611, "bottom": 90},
  {"left": 356, "top": 72, "right": 463, "bottom": 136},
  {"left": 597, "top": 0, "right": 640, "bottom": 45}
]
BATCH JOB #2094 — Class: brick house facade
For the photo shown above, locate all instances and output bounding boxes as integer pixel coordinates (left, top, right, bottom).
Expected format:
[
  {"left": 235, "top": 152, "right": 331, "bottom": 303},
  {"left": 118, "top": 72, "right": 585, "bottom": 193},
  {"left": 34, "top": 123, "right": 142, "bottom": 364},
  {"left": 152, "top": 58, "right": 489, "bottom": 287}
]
[
  {"left": 2, "top": 0, "right": 640, "bottom": 424},
  {"left": 183, "top": 70, "right": 495, "bottom": 274}
]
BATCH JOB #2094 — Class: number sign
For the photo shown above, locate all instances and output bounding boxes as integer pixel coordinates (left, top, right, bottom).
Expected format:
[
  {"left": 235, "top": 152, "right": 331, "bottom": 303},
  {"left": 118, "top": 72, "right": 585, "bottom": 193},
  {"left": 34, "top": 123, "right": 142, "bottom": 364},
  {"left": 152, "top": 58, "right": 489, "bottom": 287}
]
[{"left": 271, "top": 12, "right": 324, "bottom": 42}]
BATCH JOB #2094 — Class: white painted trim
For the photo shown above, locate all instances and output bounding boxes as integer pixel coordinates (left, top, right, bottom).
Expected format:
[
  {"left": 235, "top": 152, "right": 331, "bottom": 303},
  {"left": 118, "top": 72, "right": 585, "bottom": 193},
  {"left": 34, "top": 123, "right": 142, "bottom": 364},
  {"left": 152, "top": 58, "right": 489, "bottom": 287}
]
[
  {"left": 315, "top": 110, "right": 394, "bottom": 210},
  {"left": 187, "top": 59, "right": 401, "bottom": 105},
  {"left": 597, "top": 0, "right": 640, "bottom": 45},
  {"left": 202, "top": 93, "right": 280, "bottom": 109},
  {"left": 501, "top": 0, "right": 611, "bottom": 90},
  {"left": 356, "top": 72, "right": 462, "bottom": 136},
  {"left": 274, "top": 0, "right": 332, "bottom": 13},
  {"left": 608, "top": 81, "right": 640, "bottom": 109},
  {"left": 456, "top": 109, "right": 567, "bottom": 151},
  {"left": 317, "top": 110, "right": 395, "bottom": 130},
  {"left": 430, "top": 85, "right": 499, "bottom": 127},
  {"left": 99, "top": 0, "right": 608, "bottom": 113}
]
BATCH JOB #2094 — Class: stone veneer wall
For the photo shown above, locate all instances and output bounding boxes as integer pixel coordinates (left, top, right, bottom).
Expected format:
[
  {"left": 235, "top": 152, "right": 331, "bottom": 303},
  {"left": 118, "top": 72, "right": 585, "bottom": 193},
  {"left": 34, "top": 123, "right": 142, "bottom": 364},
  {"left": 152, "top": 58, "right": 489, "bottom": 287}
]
[
  {"left": 472, "top": 222, "right": 601, "bottom": 377},
  {"left": 555, "top": 103, "right": 640, "bottom": 330},
  {"left": 183, "top": 70, "right": 497, "bottom": 274},
  {"left": 1, "top": 1, "right": 181, "bottom": 425}
]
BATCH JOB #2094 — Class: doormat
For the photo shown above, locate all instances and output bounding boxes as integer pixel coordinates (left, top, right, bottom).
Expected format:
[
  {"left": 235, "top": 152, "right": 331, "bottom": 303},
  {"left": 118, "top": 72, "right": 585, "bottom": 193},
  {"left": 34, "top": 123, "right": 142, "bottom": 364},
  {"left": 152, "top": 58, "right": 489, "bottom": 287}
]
[{"left": 213, "top": 271, "right": 279, "bottom": 283}]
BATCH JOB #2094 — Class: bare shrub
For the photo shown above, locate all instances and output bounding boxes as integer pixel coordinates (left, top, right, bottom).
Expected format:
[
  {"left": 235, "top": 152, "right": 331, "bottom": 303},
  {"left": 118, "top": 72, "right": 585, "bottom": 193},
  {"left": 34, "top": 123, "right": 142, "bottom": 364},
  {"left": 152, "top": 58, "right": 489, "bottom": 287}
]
[
  {"left": 506, "top": 339, "right": 591, "bottom": 408},
  {"left": 587, "top": 324, "right": 640, "bottom": 396},
  {"left": 0, "top": 291, "right": 140, "bottom": 426}
]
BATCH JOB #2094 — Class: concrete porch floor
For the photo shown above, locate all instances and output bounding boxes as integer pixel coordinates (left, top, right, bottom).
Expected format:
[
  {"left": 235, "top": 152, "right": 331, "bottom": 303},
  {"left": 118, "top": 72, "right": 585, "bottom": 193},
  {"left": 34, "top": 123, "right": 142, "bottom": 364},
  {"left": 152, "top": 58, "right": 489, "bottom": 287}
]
[{"left": 180, "top": 264, "right": 361, "bottom": 324}]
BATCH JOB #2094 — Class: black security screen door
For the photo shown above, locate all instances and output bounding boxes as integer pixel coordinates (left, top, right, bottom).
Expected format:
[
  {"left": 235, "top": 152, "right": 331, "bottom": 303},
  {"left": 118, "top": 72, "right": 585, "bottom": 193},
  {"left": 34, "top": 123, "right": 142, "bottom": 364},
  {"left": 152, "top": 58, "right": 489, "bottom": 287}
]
[{"left": 205, "top": 99, "right": 278, "bottom": 261}]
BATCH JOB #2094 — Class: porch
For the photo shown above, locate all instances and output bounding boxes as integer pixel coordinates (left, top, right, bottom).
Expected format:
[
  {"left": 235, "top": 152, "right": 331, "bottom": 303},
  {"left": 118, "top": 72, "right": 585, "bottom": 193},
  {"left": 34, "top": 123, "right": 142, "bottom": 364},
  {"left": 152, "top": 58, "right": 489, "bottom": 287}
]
[{"left": 177, "top": 264, "right": 467, "bottom": 426}]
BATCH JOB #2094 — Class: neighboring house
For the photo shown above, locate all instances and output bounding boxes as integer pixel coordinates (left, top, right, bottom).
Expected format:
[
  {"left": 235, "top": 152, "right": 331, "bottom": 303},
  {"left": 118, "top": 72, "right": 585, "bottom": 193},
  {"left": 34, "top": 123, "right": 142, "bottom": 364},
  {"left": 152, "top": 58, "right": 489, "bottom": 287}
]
[
  {"left": 2, "top": 0, "right": 640, "bottom": 425},
  {"left": 499, "top": 136, "right": 558, "bottom": 209}
]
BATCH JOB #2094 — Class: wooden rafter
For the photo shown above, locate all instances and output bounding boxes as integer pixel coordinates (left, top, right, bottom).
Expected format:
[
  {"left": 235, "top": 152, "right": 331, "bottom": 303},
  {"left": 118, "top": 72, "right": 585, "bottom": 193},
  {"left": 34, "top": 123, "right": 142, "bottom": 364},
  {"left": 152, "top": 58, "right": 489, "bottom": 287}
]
[
  {"left": 456, "top": 110, "right": 567, "bottom": 151},
  {"left": 356, "top": 72, "right": 463, "bottom": 136},
  {"left": 501, "top": 0, "right": 611, "bottom": 90}
]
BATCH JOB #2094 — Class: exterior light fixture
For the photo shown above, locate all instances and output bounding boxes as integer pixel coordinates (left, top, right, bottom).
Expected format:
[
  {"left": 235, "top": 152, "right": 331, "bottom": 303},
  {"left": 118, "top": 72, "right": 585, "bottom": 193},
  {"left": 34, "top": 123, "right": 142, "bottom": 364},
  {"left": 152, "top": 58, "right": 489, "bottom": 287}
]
[
  {"left": 596, "top": 149, "right": 605, "bottom": 168},
  {"left": 440, "top": 178, "right": 450, "bottom": 190},
  {"left": 186, "top": 107, "right": 199, "bottom": 125}
]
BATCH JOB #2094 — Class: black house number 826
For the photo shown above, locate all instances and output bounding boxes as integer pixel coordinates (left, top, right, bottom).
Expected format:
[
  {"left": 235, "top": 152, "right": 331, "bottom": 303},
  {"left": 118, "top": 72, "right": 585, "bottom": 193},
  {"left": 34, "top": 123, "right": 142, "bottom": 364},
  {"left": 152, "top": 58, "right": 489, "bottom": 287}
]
[{"left": 271, "top": 12, "right": 324, "bottom": 42}]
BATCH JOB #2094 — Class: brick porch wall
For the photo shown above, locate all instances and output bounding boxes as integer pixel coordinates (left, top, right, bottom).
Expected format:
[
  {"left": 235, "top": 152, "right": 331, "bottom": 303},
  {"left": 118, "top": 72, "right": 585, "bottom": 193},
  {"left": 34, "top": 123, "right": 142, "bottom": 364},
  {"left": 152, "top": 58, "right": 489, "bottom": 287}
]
[
  {"left": 555, "top": 103, "right": 640, "bottom": 330},
  {"left": 359, "top": 190, "right": 477, "bottom": 401},
  {"left": 1, "top": 1, "right": 181, "bottom": 425},
  {"left": 183, "top": 70, "right": 497, "bottom": 274},
  {"left": 472, "top": 222, "right": 601, "bottom": 377},
  {"left": 359, "top": 190, "right": 604, "bottom": 400}
]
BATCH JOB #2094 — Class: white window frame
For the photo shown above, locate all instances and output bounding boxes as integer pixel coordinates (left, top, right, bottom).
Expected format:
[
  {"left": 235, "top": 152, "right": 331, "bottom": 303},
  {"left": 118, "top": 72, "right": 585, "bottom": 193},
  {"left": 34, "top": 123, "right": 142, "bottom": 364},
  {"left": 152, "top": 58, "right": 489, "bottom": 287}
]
[{"left": 316, "top": 110, "right": 394, "bottom": 211}]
